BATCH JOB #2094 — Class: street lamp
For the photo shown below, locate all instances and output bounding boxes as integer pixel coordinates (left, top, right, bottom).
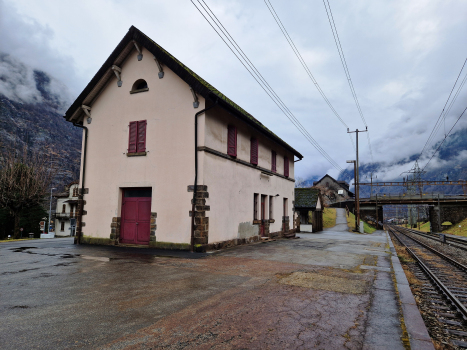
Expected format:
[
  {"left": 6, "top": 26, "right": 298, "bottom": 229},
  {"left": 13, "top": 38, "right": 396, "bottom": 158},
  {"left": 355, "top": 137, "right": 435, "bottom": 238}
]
[
  {"left": 347, "top": 160, "right": 359, "bottom": 231},
  {"left": 48, "top": 187, "right": 56, "bottom": 234}
]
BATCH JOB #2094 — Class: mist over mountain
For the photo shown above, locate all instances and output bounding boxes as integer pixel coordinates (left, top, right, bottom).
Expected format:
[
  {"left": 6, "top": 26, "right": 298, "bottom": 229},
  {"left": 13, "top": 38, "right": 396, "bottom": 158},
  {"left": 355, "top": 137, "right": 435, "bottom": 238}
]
[
  {"left": 0, "top": 53, "right": 81, "bottom": 189},
  {"left": 337, "top": 127, "right": 467, "bottom": 197}
]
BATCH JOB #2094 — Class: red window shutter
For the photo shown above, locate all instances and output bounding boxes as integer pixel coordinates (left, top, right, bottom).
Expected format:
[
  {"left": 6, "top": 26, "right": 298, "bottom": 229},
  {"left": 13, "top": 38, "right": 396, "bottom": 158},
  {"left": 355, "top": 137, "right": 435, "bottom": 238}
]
[
  {"left": 272, "top": 151, "right": 276, "bottom": 172},
  {"left": 227, "top": 125, "right": 237, "bottom": 156},
  {"left": 250, "top": 138, "right": 258, "bottom": 165},
  {"left": 284, "top": 156, "right": 289, "bottom": 177},
  {"left": 128, "top": 121, "right": 137, "bottom": 153},
  {"left": 137, "top": 120, "right": 147, "bottom": 152}
]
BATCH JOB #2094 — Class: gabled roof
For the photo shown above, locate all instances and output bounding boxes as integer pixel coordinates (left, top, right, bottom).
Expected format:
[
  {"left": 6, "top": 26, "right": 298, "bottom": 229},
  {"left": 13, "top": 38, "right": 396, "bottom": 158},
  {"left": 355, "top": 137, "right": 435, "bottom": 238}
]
[
  {"left": 313, "top": 174, "right": 348, "bottom": 189},
  {"left": 64, "top": 26, "right": 302, "bottom": 159},
  {"left": 294, "top": 188, "right": 321, "bottom": 209},
  {"left": 54, "top": 181, "right": 79, "bottom": 198}
]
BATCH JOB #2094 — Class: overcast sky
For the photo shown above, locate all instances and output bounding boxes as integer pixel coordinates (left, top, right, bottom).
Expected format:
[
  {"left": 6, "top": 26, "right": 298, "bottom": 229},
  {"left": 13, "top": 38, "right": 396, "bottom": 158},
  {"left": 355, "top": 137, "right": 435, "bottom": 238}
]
[{"left": 1, "top": 0, "right": 466, "bottom": 180}]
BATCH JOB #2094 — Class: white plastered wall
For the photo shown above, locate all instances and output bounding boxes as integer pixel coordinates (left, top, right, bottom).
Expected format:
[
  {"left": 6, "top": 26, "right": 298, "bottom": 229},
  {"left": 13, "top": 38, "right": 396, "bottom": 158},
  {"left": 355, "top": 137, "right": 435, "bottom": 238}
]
[
  {"left": 55, "top": 184, "right": 79, "bottom": 237},
  {"left": 78, "top": 47, "right": 204, "bottom": 244}
]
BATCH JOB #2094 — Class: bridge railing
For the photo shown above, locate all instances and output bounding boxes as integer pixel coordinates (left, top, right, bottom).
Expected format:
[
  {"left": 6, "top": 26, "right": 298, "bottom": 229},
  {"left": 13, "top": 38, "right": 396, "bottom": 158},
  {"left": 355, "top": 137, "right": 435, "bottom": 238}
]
[{"left": 361, "top": 193, "right": 467, "bottom": 201}]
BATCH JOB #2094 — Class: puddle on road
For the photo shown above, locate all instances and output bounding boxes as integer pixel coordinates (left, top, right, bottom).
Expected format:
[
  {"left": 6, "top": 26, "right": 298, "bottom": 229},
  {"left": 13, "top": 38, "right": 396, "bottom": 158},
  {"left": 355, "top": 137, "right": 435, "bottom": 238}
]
[
  {"left": 60, "top": 254, "right": 80, "bottom": 259},
  {"left": 10, "top": 247, "right": 37, "bottom": 253},
  {"left": 81, "top": 255, "right": 110, "bottom": 262}
]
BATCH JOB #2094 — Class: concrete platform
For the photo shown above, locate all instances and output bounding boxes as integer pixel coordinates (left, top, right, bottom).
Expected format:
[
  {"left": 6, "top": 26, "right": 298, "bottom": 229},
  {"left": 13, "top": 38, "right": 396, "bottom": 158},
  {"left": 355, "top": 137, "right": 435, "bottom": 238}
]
[{"left": 0, "top": 209, "right": 433, "bottom": 349}]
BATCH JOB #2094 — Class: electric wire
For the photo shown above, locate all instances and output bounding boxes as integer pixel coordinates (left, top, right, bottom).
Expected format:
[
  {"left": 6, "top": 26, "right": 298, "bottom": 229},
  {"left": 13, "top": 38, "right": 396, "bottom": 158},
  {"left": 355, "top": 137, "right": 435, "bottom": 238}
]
[
  {"left": 195, "top": 0, "right": 340, "bottom": 169},
  {"left": 192, "top": 0, "right": 343, "bottom": 171},
  {"left": 422, "top": 106, "right": 467, "bottom": 171},
  {"left": 418, "top": 57, "right": 467, "bottom": 160},
  {"left": 322, "top": 0, "right": 374, "bottom": 162},
  {"left": 264, "top": 0, "right": 349, "bottom": 129},
  {"left": 423, "top": 70, "right": 467, "bottom": 158}
]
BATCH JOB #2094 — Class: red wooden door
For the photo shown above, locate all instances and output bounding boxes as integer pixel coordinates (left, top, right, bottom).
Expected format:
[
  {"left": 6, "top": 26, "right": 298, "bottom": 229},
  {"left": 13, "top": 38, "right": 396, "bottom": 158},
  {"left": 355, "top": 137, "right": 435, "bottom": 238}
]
[{"left": 121, "top": 188, "right": 151, "bottom": 245}]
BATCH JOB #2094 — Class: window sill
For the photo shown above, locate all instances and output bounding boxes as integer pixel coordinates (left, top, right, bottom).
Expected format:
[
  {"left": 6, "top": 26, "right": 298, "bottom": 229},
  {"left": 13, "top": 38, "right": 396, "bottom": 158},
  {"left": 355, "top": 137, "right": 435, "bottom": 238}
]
[
  {"left": 130, "top": 88, "right": 149, "bottom": 94},
  {"left": 269, "top": 219, "right": 275, "bottom": 223},
  {"left": 253, "top": 220, "right": 261, "bottom": 225},
  {"left": 126, "top": 152, "right": 147, "bottom": 157}
]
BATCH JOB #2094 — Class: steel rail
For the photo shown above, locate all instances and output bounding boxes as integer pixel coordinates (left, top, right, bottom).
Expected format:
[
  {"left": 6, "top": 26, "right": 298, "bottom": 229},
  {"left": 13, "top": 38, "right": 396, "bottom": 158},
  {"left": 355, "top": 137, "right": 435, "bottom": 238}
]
[
  {"left": 406, "top": 227, "right": 467, "bottom": 246},
  {"left": 389, "top": 225, "right": 467, "bottom": 272},
  {"left": 388, "top": 226, "right": 467, "bottom": 322},
  {"left": 400, "top": 226, "right": 467, "bottom": 252}
]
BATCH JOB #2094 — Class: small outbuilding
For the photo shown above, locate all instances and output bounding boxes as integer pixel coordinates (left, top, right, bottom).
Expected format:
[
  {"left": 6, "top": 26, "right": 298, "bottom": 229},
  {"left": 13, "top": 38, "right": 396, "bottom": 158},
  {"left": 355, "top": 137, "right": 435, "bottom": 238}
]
[{"left": 294, "top": 188, "right": 323, "bottom": 233}]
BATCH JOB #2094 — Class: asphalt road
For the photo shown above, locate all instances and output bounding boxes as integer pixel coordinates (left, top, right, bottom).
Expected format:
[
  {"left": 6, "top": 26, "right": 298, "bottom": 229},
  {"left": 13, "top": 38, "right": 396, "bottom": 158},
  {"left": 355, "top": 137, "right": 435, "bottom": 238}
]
[{"left": 1, "top": 219, "right": 406, "bottom": 349}]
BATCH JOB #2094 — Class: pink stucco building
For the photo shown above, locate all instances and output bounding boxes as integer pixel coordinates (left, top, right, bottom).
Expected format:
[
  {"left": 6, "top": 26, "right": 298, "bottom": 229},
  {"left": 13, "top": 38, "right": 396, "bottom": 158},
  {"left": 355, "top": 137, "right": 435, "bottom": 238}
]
[{"left": 64, "top": 26, "right": 303, "bottom": 251}]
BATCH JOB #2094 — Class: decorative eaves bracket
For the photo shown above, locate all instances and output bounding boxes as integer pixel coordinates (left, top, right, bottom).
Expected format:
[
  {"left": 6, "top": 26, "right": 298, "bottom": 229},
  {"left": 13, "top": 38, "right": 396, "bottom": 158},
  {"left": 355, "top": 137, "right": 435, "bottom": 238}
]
[
  {"left": 153, "top": 56, "right": 164, "bottom": 79},
  {"left": 190, "top": 87, "right": 199, "bottom": 108},
  {"left": 82, "top": 105, "right": 92, "bottom": 124},
  {"left": 133, "top": 41, "right": 143, "bottom": 61},
  {"left": 111, "top": 65, "right": 122, "bottom": 87}
]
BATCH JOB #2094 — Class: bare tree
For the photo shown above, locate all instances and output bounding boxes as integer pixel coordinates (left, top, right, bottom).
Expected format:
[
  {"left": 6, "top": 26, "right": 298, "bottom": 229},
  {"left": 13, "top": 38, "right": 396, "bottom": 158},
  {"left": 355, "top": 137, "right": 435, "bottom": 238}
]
[{"left": 0, "top": 146, "right": 56, "bottom": 238}]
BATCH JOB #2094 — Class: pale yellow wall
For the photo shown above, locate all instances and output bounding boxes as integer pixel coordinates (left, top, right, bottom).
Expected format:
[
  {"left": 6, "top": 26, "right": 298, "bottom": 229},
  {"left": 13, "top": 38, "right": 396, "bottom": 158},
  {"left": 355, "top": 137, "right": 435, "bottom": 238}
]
[
  {"left": 203, "top": 153, "right": 294, "bottom": 243},
  {"left": 79, "top": 47, "right": 204, "bottom": 243},
  {"left": 202, "top": 105, "right": 296, "bottom": 243},
  {"left": 204, "top": 105, "right": 295, "bottom": 179}
]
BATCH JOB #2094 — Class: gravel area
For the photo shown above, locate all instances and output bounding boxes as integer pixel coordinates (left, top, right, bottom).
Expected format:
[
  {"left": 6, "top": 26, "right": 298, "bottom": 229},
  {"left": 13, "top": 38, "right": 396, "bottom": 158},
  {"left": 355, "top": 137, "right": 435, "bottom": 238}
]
[
  {"left": 389, "top": 230, "right": 467, "bottom": 350},
  {"left": 403, "top": 230, "right": 467, "bottom": 266}
]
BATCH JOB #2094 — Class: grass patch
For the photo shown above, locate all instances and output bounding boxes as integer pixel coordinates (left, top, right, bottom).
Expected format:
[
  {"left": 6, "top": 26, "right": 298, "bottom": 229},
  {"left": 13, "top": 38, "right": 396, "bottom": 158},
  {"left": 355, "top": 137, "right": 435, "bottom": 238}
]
[
  {"left": 0, "top": 238, "right": 38, "bottom": 243},
  {"left": 400, "top": 222, "right": 431, "bottom": 232},
  {"left": 346, "top": 212, "right": 376, "bottom": 234},
  {"left": 443, "top": 217, "right": 467, "bottom": 237},
  {"left": 322, "top": 208, "right": 337, "bottom": 228}
]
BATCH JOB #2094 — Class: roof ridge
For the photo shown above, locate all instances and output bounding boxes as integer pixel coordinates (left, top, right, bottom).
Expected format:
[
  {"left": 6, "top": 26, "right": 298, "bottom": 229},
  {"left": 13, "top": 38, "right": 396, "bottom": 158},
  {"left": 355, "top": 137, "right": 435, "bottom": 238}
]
[{"left": 65, "top": 26, "right": 302, "bottom": 158}]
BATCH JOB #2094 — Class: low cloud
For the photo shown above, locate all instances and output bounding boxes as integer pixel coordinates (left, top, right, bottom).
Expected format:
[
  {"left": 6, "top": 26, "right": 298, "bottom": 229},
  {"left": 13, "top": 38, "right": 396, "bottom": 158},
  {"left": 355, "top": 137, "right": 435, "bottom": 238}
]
[{"left": 0, "top": 53, "right": 71, "bottom": 112}]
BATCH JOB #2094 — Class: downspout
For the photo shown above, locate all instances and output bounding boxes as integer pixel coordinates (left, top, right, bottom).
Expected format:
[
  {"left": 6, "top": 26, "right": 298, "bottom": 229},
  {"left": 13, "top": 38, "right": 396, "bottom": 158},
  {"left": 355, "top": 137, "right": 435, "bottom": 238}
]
[
  {"left": 191, "top": 99, "right": 218, "bottom": 252},
  {"left": 72, "top": 122, "right": 88, "bottom": 245}
]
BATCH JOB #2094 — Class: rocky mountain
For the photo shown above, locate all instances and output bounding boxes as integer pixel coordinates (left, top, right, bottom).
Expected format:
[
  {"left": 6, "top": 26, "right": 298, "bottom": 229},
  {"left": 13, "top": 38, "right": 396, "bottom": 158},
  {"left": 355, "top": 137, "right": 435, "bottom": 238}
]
[
  {"left": 0, "top": 53, "right": 82, "bottom": 190},
  {"left": 337, "top": 127, "right": 467, "bottom": 197}
]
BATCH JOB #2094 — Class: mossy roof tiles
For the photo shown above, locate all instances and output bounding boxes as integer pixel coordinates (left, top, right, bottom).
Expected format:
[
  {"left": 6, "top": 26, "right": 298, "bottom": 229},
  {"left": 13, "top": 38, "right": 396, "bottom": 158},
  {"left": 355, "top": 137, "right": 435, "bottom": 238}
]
[{"left": 294, "top": 188, "right": 320, "bottom": 209}]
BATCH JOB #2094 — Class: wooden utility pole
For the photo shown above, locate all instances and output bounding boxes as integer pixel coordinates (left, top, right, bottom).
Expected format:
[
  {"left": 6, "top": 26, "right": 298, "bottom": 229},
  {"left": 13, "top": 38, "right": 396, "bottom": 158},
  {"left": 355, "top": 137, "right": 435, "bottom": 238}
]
[{"left": 347, "top": 127, "right": 368, "bottom": 231}]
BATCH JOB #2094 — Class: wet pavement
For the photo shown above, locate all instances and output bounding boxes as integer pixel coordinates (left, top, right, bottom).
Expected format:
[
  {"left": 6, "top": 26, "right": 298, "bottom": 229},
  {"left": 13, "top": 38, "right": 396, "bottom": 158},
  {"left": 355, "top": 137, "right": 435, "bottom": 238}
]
[{"left": 1, "top": 209, "right": 409, "bottom": 349}]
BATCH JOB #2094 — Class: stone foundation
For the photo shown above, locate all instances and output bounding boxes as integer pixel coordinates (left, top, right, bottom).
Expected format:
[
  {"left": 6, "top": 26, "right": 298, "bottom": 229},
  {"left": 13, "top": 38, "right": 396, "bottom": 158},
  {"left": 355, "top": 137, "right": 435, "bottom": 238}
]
[
  {"left": 109, "top": 217, "right": 121, "bottom": 244},
  {"left": 150, "top": 212, "right": 157, "bottom": 242},
  {"left": 195, "top": 235, "right": 260, "bottom": 252}
]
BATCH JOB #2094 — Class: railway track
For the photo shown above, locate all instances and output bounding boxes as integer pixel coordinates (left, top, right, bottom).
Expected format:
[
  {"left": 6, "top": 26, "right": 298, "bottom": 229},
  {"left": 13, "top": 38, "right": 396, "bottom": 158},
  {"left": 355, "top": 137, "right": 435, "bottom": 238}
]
[
  {"left": 388, "top": 225, "right": 467, "bottom": 349},
  {"left": 398, "top": 226, "right": 467, "bottom": 251}
]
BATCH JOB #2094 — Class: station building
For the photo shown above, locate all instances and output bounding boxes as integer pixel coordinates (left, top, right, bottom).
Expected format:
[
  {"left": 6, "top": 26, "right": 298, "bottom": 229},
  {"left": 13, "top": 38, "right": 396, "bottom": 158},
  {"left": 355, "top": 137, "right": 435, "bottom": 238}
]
[{"left": 64, "top": 26, "right": 303, "bottom": 250}]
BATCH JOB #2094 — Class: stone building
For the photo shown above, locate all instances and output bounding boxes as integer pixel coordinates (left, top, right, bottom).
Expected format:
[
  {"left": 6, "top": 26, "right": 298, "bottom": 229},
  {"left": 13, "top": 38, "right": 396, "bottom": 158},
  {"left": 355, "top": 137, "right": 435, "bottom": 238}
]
[
  {"left": 64, "top": 26, "right": 303, "bottom": 251},
  {"left": 313, "top": 174, "right": 353, "bottom": 207}
]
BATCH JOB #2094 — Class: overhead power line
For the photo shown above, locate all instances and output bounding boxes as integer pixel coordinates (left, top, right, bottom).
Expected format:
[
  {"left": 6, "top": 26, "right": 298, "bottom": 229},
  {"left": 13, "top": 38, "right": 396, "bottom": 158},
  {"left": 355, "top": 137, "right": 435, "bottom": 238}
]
[
  {"left": 422, "top": 106, "right": 467, "bottom": 172},
  {"left": 192, "top": 0, "right": 343, "bottom": 171},
  {"left": 417, "top": 57, "right": 467, "bottom": 161},
  {"left": 322, "top": 0, "right": 374, "bottom": 163},
  {"left": 264, "top": 0, "right": 349, "bottom": 129}
]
